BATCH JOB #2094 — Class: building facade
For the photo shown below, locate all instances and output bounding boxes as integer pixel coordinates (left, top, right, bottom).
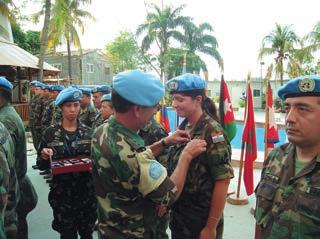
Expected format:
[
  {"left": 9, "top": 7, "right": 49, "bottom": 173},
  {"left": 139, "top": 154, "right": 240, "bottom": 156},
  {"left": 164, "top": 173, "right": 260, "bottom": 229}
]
[
  {"left": 43, "top": 49, "right": 113, "bottom": 85},
  {"left": 207, "top": 78, "right": 290, "bottom": 109}
]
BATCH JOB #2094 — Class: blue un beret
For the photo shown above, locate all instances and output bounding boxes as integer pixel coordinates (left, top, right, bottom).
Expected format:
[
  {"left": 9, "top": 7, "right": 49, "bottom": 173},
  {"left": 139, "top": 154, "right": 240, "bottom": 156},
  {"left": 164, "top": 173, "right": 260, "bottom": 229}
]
[
  {"left": 113, "top": 69, "right": 164, "bottom": 107},
  {"left": 278, "top": 75, "right": 320, "bottom": 100},
  {"left": 0, "top": 76, "right": 13, "bottom": 91},
  {"left": 166, "top": 73, "right": 206, "bottom": 93},
  {"left": 79, "top": 87, "right": 92, "bottom": 96},
  {"left": 50, "top": 85, "right": 64, "bottom": 92},
  {"left": 55, "top": 86, "right": 83, "bottom": 106},
  {"left": 92, "top": 85, "right": 111, "bottom": 93},
  {"left": 101, "top": 93, "right": 111, "bottom": 102}
]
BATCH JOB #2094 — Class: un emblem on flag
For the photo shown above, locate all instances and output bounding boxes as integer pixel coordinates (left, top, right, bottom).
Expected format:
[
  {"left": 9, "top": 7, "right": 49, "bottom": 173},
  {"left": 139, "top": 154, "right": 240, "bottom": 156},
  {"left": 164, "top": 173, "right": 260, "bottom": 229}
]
[{"left": 299, "top": 78, "right": 315, "bottom": 92}]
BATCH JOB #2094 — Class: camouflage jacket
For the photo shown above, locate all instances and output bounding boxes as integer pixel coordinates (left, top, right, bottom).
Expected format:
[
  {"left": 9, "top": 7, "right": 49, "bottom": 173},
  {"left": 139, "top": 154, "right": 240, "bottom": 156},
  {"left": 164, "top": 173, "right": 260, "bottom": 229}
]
[
  {"left": 167, "top": 113, "right": 233, "bottom": 220},
  {"left": 38, "top": 120, "right": 92, "bottom": 180},
  {"left": 91, "top": 116, "right": 177, "bottom": 239},
  {"left": 0, "top": 122, "right": 20, "bottom": 235},
  {"left": 29, "top": 94, "right": 40, "bottom": 129},
  {"left": 79, "top": 103, "right": 97, "bottom": 128},
  {"left": 0, "top": 104, "right": 27, "bottom": 180},
  {"left": 0, "top": 122, "right": 19, "bottom": 239},
  {"left": 255, "top": 143, "right": 320, "bottom": 239},
  {"left": 34, "top": 95, "right": 49, "bottom": 128},
  {"left": 41, "top": 99, "right": 55, "bottom": 133},
  {"left": 51, "top": 105, "right": 62, "bottom": 125},
  {"left": 138, "top": 118, "right": 169, "bottom": 168},
  {"left": 92, "top": 112, "right": 105, "bottom": 129}
]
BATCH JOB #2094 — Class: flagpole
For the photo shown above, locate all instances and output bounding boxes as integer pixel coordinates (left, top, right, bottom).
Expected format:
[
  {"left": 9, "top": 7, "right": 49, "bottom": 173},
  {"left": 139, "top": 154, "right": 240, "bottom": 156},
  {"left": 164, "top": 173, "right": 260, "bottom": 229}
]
[
  {"left": 264, "top": 67, "right": 272, "bottom": 159},
  {"left": 227, "top": 72, "right": 251, "bottom": 205}
]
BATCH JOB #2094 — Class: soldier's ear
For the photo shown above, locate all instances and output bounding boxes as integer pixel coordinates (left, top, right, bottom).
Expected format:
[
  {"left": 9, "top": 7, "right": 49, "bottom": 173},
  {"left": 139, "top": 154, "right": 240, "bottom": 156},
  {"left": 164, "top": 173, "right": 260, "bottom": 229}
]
[{"left": 132, "top": 105, "right": 141, "bottom": 118}]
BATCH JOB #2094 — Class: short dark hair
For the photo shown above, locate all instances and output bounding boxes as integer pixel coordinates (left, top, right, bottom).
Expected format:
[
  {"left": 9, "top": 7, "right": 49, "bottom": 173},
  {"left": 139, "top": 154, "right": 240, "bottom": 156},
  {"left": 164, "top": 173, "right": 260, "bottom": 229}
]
[
  {"left": 111, "top": 89, "right": 133, "bottom": 113},
  {"left": 0, "top": 88, "right": 12, "bottom": 103}
]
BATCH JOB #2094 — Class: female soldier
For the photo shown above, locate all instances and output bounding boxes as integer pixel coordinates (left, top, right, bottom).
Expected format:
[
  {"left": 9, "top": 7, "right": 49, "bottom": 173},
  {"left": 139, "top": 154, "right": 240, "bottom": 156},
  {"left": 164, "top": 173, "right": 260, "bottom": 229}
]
[
  {"left": 38, "top": 87, "right": 97, "bottom": 239},
  {"left": 166, "top": 73, "right": 234, "bottom": 239}
]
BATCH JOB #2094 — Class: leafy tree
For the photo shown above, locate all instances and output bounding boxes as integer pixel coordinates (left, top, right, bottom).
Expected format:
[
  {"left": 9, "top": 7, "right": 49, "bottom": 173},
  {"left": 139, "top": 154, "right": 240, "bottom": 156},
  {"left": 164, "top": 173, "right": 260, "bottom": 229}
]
[
  {"left": 12, "top": 24, "right": 40, "bottom": 55},
  {"left": 136, "top": 3, "right": 191, "bottom": 79},
  {"left": 164, "top": 48, "right": 206, "bottom": 79},
  {"left": 105, "top": 32, "right": 152, "bottom": 73},
  {"left": 47, "top": 0, "right": 94, "bottom": 79},
  {"left": 259, "top": 24, "right": 299, "bottom": 85},
  {"left": 181, "top": 22, "right": 222, "bottom": 72}
]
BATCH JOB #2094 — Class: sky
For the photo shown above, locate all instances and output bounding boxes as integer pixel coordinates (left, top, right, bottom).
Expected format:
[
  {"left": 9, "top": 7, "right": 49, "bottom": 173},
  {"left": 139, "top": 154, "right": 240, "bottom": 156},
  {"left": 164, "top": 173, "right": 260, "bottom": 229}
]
[{"left": 22, "top": 0, "right": 320, "bottom": 80}]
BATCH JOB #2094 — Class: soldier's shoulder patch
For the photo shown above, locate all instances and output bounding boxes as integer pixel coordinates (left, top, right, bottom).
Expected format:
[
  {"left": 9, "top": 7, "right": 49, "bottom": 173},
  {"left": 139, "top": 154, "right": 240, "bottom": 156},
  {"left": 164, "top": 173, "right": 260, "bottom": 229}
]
[
  {"left": 211, "top": 133, "right": 225, "bottom": 143},
  {"left": 149, "top": 162, "right": 163, "bottom": 179}
]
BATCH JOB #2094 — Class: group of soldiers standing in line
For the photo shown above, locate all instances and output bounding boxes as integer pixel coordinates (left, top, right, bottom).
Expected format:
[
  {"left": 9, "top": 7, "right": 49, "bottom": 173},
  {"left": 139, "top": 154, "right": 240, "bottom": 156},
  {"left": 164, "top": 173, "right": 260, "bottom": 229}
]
[{"left": 0, "top": 69, "right": 319, "bottom": 239}]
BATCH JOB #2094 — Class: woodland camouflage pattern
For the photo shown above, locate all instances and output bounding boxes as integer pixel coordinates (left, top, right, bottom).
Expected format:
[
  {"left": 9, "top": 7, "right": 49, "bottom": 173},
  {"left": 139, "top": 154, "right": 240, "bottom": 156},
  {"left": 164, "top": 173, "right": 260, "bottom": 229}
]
[
  {"left": 255, "top": 142, "right": 320, "bottom": 239},
  {"left": 0, "top": 104, "right": 37, "bottom": 239},
  {"left": 79, "top": 103, "right": 97, "bottom": 128},
  {"left": 167, "top": 113, "right": 233, "bottom": 239},
  {"left": 38, "top": 121, "right": 97, "bottom": 238},
  {"left": 91, "top": 116, "right": 177, "bottom": 239},
  {"left": 0, "top": 122, "right": 19, "bottom": 239},
  {"left": 138, "top": 118, "right": 170, "bottom": 239}
]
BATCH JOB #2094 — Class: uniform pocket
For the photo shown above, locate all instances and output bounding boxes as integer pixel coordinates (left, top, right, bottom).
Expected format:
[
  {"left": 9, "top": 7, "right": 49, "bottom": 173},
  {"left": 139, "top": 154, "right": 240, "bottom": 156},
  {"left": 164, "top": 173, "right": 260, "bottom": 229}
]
[
  {"left": 255, "top": 181, "right": 278, "bottom": 226},
  {"left": 296, "top": 187, "right": 320, "bottom": 223}
]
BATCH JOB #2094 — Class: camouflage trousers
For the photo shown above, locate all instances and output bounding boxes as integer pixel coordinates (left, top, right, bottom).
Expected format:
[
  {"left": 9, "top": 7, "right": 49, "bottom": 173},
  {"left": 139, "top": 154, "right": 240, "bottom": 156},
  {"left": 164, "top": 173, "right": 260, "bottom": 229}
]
[
  {"left": 170, "top": 211, "right": 224, "bottom": 239},
  {"left": 16, "top": 176, "right": 38, "bottom": 239},
  {"left": 5, "top": 170, "right": 19, "bottom": 239},
  {"left": 48, "top": 175, "right": 97, "bottom": 239}
]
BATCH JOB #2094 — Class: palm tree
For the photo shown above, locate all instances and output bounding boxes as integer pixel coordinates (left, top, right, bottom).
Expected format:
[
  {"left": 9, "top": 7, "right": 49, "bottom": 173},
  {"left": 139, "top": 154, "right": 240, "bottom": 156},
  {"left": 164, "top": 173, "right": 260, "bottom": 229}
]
[
  {"left": 259, "top": 23, "right": 299, "bottom": 86},
  {"left": 47, "top": 0, "right": 94, "bottom": 80},
  {"left": 136, "top": 3, "right": 191, "bottom": 79},
  {"left": 38, "top": 0, "right": 51, "bottom": 81},
  {"left": 287, "top": 39, "right": 314, "bottom": 78},
  {"left": 182, "top": 21, "right": 221, "bottom": 73}
]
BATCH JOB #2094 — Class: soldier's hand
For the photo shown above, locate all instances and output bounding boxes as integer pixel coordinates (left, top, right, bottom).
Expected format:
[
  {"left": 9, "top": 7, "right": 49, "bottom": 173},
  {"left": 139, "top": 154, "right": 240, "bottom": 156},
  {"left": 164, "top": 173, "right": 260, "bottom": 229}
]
[
  {"left": 165, "top": 129, "right": 190, "bottom": 145},
  {"left": 180, "top": 139, "right": 207, "bottom": 163},
  {"left": 1, "top": 194, "right": 8, "bottom": 207},
  {"left": 41, "top": 148, "right": 53, "bottom": 160}
]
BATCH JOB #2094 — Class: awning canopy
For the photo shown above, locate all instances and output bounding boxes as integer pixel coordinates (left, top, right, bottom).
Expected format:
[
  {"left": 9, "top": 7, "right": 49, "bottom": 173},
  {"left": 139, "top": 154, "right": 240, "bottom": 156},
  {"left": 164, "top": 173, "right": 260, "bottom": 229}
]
[{"left": 0, "top": 37, "right": 60, "bottom": 72}]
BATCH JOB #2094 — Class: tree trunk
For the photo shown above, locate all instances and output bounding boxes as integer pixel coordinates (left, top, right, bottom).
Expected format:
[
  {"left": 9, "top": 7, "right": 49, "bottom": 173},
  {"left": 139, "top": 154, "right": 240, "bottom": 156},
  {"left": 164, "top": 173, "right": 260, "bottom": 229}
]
[
  {"left": 280, "top": 59, "right": 284, "bottom": 86},
  {"left": 67, "top": 37, "right": 72, "bottom": 80},
  {"left": 38, "top": 0, "right": 51, "bottom": 81}
]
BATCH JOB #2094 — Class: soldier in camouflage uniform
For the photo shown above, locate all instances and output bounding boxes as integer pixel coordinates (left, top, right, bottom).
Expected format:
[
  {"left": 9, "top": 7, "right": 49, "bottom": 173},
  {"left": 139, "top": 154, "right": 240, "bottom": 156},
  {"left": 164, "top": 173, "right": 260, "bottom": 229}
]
[
  {"left": 29, "top": 81, "right": 44, "bottom": 149},
  {"left": 78, "top": 88, "right": 97, "bottom": 128},
  {"left": 255, "top": 75, "right": 320, "bottom": 239},
  {"left": 166, "top": 74, "right": 234, "bottom": 239},
  {"left": 138, "top": 117, "right": 170, "bottom": 239},
  {"left": 91, "top": 69, "right": 207, "bottom": 239},
  {"left": 0, "top": 77, "right": 37, "bottom": 239},
  {"left": 33, "top": 84, "right": 50, "bottom": 150},
  {"left": 39, "top": 86, "right": 97, "bottom": 239},
  {"left": 92, "top": 94, "right": 113, "bottom": 129},
  {"left": 41, "top": 85, "right": 64, "bottom": 134},
  {"left": 0, "top": 121, "right": 19, "bottom": 239},
  {"left": 92, "top": 85, "right": 110, "bottom": 110}
]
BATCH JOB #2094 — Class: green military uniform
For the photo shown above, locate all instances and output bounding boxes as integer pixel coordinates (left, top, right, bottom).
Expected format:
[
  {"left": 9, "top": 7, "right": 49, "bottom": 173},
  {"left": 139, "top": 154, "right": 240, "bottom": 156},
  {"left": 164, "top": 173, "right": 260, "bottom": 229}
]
[
  {"left": 167, "top": 113, "right": 234, "bottom": 239},
  {"left": 91, "top": 116, "right": 177, "bottom": 239},
  {"left": 33, "top": 95, "right": 49, "bottom": 149},
  {"left": 255, "top": 143, "right": 320, "bottom": 239},
  {"left": 51, "top": 105, "right": 62, "bottom": 125},
  {"left": 92, "top": 112, "right": 105, "bottom": 129},
  {"left": 29, "top": 94, "right": 41, "bottom": 149},
  {"left": 38, "top": 120, "right": 97, "bottom": 238},
  {"left": 79, "top": 103, "right": 97, "bottom": 128},
  {"left": 41, "top": 98, "right": 55, "bottom": 133},
  {"left": 138, "top": 118, "right": 170, "bottom": 239},
  {"left": 0, "top": 104, "right": 38, "bottom": 239},
  {"left": 0, "top": 122, "right": 19, "bottom": 239}
]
